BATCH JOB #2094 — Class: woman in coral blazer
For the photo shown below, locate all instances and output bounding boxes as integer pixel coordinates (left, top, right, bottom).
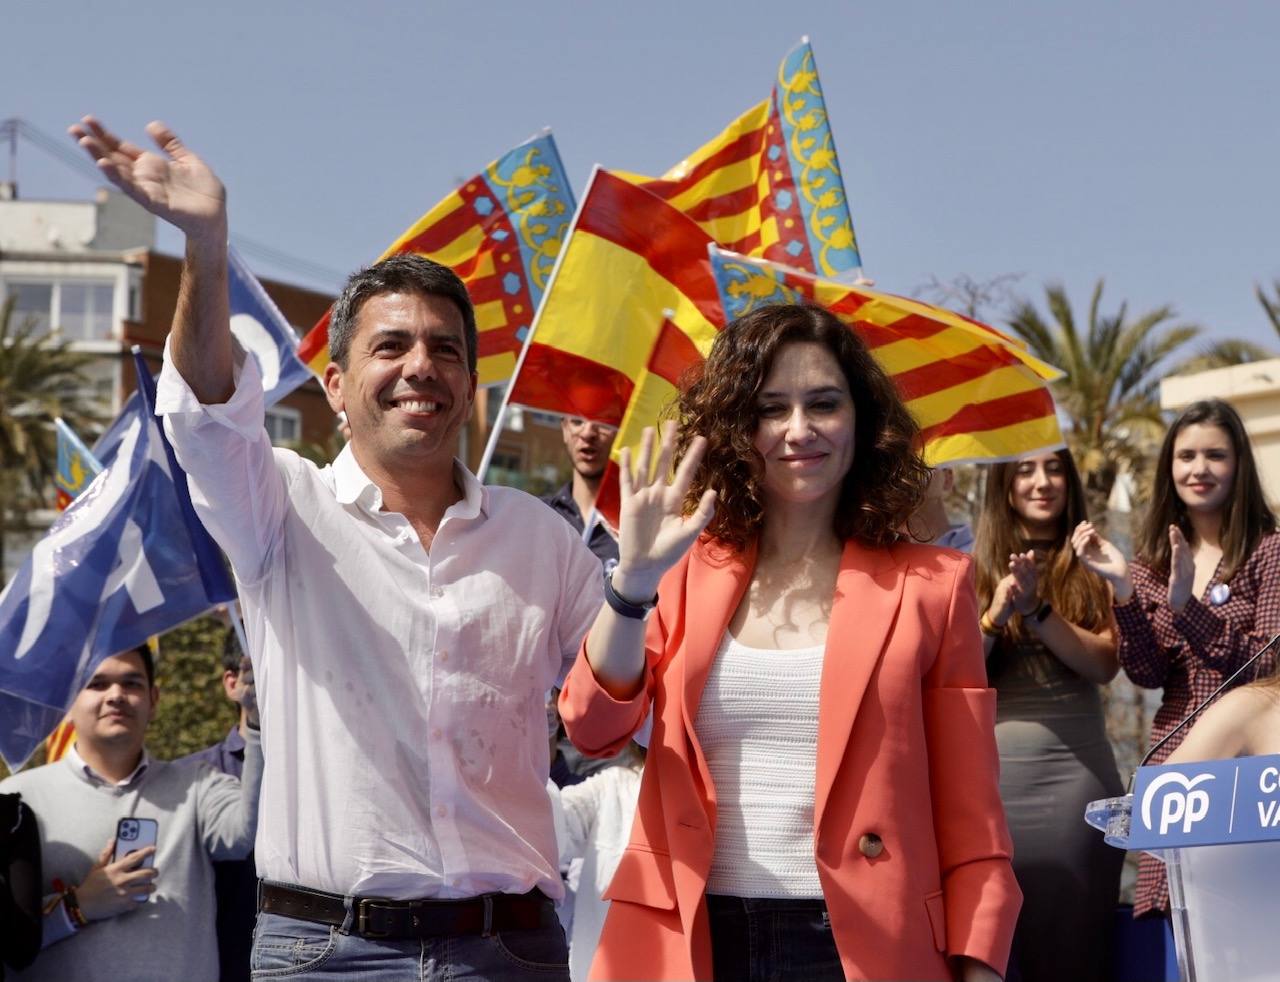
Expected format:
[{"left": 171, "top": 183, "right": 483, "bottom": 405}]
[{"left": 560, "top": 303, "right": 1020, "bottom": 981}]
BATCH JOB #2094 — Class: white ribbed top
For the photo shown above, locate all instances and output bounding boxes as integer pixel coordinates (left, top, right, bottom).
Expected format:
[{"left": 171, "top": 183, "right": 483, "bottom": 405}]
[{"left": 695, "top": 632, "right": 824, "bottom": 898}]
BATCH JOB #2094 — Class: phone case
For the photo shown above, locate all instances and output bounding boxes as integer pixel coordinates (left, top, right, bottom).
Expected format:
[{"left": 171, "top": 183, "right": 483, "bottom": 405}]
[{"left": 114, "top": 817, "right": 158, "bottom": 901}]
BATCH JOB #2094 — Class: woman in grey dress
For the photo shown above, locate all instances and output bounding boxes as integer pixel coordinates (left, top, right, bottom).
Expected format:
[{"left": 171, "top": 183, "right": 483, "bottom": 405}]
[{"left": 974, "top": 449, "right": 1124, "bottom": 982}]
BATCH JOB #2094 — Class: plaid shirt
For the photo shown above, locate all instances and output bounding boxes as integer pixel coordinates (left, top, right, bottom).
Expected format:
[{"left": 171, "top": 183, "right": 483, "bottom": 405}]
[{"left": 1115, "top": 530, "right": 1280, "bottom": 915}]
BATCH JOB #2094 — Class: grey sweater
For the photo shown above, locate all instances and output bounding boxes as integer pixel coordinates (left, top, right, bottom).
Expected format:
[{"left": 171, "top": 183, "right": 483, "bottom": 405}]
[{"left": 0, "top": 728, "right": 262, "bottom": 982}]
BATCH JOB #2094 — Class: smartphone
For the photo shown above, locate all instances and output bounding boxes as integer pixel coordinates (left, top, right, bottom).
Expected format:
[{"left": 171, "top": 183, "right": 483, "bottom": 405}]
[{"left": 113, "top": 817, "right": 158, "bottom": 902}]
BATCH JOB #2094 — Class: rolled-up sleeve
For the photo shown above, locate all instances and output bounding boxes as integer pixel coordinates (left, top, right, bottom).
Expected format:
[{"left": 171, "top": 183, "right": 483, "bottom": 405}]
[
  {"left": 923, "top": 556, "right": 1021, "bottom": 975},
  {"left": 559, "top": 558, "right": 678, "bottom": 759},
  {"left": 156, "top": 339, "right": 289, "bottom": 585}
]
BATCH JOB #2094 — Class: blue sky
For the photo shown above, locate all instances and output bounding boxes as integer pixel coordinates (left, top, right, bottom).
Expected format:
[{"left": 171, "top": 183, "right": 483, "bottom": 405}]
[{"left": 5, "top": 0, "right": 1279, "bottom": 350}]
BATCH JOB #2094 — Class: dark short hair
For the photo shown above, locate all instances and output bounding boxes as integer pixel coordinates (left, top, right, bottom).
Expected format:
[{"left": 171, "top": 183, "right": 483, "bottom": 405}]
[
  {"left": 129, "top": 644, "right": 156, "bottom": 688},
  {"left": 328, "top": 255, "right": 477, "bottom": 372},
  {"left": 676, "top": 302, "right": 930, "bottom": 550},
  {"left": 221, "top": 628, "right": 245, "bottom": 674}
]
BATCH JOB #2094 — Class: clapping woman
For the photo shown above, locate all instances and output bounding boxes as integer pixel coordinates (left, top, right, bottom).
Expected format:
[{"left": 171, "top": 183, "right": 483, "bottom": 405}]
[
  {"left": 1074, "top": 399, "right": 1280, "bottom": 918},
  {"left": 973, "top": 450, "right": 1123, "bottom": 981},
  {"left": 559, "top": 303, "right": 1020, "bottom": 981}
]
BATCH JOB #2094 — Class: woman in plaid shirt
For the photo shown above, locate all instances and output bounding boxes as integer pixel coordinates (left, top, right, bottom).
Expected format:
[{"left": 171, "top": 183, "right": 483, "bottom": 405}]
[{"left": 1074, "top": 399, "right": 1280, "bottom": 916}]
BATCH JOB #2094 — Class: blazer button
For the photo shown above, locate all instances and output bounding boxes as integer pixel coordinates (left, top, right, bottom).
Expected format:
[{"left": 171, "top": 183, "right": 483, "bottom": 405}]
[{"left": 858, "top": 833, "right": 884, "bottom": 859}]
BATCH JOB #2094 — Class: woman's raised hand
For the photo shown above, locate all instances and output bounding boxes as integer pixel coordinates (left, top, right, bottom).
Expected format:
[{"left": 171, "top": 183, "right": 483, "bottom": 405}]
[
  {"left": 1008, "top": 550, "right": 1039, "bottom": 616},
  {"left": 69, "top": 116, "right": 226, "bottom": 244},
  {"left": 613, "top": 421, "right": 717, "bottom": 600},
  {"left": 1071, "top": 521, "right": 1133, "bottom": 603},
  {"left": 988, "top": 574, "right": 1022, "bottom": 628},
  {"left": 1167, "top": 525, "right": 1195, "bottom": 612}
]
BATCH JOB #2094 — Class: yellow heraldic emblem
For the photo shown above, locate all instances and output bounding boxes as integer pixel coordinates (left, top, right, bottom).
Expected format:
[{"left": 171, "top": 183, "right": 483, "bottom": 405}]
[
  {"left": 777, "top": 46, "right": 858, "bottom": 272},
  {"left": 67, "top": 453, "right": 89, "bottom": 495},
  {"left": 487, "top": 146, "right": 569, "bottom": 293},
  {"left": 721, "top": 262, "right": 799, "bottom": 312}
]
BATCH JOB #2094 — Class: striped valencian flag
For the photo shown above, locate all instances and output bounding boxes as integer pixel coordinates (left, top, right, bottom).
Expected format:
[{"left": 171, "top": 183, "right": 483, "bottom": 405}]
[
  {"left": 48, "top": 420, "right": 105, "bottom": 760},
  {"left": 617, "top": 38, "right": 862, "bottom": 280},
  {"left": 297, "top": 130, "right": 575, "bottom": 386},
  {"left": 55, "top": 417, "right": 103, "bottom": 511},
  {"left": 44, "top": 716, "right": 75, "bottom": 762},
  {"left": 709, "top": 248, "right": 1066, "bottom": 466}
]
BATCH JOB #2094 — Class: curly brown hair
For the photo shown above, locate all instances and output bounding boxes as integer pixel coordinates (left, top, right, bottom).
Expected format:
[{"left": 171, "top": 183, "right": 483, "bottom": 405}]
[{"left": 674, "top": 302, "right": 930, "bottom": 550}]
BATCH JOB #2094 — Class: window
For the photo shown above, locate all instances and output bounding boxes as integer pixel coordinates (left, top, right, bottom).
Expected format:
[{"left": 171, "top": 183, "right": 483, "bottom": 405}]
[
  {"left": 1, "top": 279, "right": 116, "bottom": 340},
  {"left": 264, "top": 407, "right": 301, "bottom": 445},
  {"left": 8, "top": 282, "right": 53, "bottom": 336},
  {"left": 60, "top": 282, "right": 115, "bottom": 340}
]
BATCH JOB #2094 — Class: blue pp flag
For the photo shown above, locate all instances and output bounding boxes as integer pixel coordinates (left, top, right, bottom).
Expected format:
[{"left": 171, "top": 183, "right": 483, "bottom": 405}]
[
  {"left": 0, "top": 351, "right": 236, "bottom": 769},
  {"left": 93, "top": 248, "right": 312, "bottom": 467},
  {"left": 227, "top": 245, "right": 313, "bottom": 407}
]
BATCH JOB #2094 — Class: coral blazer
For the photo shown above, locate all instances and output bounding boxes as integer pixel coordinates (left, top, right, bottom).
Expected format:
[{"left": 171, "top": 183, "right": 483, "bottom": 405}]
[{"left": 560, "top": 536, "right": 1021, "bottom": 982}]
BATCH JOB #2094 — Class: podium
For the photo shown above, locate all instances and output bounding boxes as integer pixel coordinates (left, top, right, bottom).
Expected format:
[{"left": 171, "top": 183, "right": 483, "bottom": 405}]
[{"left": 1087, "top": 755, "right": 1280, "bottom": 982}]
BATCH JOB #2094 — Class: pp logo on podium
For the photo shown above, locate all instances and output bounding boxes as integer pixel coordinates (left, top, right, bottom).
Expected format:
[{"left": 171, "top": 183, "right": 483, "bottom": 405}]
[{"left": 1140, "top": 772, "right": 1215, "bottom": 835}]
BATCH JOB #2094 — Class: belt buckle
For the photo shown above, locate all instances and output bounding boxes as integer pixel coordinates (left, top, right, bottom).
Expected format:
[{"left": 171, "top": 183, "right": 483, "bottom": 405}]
[{"left": 356, "top": 898, "right": 401, "bottom": 939}]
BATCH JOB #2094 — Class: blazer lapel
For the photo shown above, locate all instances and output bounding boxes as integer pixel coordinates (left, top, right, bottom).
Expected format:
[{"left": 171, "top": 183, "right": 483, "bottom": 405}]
[
  {"left": 680, "top": 540, "right": 756, "bottom": 732},
  {"left": 814, "top": 539, "right": 905, "bottom": 831}
]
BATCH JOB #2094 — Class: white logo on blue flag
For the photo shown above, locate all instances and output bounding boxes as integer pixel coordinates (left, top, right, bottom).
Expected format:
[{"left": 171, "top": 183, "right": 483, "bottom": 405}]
[
  {"left": 227, "top": 246, "right": 313, "bottom": 407},
  {"left": 0, "top": 352, "right": 235, "bottom": 769},
  {"left": 92, "top": 249, "right": 312, "bottom": 469}
]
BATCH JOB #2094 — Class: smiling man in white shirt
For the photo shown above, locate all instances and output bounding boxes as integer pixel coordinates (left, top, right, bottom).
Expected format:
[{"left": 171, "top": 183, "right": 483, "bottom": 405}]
[{"left": 70, "top": 116, "right": 602, "bottom": 981}]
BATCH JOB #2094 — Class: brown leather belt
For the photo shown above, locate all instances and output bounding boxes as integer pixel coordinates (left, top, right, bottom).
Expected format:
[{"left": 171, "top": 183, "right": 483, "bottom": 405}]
[{"left": 258, "top": 881, "right": 558, "bottom": 940}]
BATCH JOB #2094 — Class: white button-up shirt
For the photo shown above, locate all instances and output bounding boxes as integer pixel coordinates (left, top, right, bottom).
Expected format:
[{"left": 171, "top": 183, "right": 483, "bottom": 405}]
[{"left": 156, "top": 346, "right": 602, "bottom": 900}]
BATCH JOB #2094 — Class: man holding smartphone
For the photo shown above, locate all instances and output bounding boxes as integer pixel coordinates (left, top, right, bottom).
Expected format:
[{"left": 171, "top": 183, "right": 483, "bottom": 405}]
[
  {"left": 69, "top": 117, "right": 602, "bottom": 981},
  {"left": 0, "top": 645, "right": 262, "bottom": 982}
]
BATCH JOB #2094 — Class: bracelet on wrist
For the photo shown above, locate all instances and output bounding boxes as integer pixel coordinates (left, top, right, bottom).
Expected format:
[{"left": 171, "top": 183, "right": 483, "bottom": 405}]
[
  {"left": 979, "top": 611, "right": 1004, "bottom": 637},
  {"left": 62, "top": 886, "right": 88, "bottom": 929},
  {"left": 604, "top": 570, "right": 658, "bottom": 621}
]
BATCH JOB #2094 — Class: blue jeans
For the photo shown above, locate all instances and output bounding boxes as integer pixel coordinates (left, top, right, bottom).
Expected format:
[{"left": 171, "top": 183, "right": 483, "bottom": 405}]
[
  {"left": 706, "top": 894, "right": 844, "bottom": 982},
  {"left": 250, "top": 911, "right": 569, "bottom": 981}
]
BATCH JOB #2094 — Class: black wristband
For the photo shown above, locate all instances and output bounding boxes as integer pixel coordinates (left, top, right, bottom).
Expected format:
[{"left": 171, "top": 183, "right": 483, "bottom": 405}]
[
  {"left": 1034, "top": 600, "right": 1053, "bottom": 623},
  {"left": 604, "top": 571, "right": 657, "bottom": 620}
]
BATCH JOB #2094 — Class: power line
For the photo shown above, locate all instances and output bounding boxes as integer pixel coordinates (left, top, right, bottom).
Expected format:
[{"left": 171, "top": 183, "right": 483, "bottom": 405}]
[
  {"left": 2, "top": 117, "right": 347, "bottom": 289},
  {"left": 230, "top": 235, "right": 346, "bottom": 289}
]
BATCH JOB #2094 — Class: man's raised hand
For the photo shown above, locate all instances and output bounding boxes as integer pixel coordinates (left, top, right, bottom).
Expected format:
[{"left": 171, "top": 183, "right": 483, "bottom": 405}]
[
  {"left": 69, "top": 117, "right": 226, "bottom": 245},
  {"left": 612, "top": 421, "right": 716, "bottom": 601}
]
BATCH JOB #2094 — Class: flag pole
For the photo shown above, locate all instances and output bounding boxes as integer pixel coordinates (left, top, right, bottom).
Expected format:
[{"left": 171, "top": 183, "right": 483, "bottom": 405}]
[
  {"left": 477, "top": 165, "right": 603, "bottom": 482},
  {"left": 224, "top": 598, "right": 249, "bottom": 660}
]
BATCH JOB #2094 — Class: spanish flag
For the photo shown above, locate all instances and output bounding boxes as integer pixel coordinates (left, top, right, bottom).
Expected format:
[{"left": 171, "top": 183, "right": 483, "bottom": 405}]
[
  {"left": 709, "top": 248, "right": 1065, "bottom": 466},
  {"left": 617, "top": 38, "right": 862, "bottom": 280},
  {"left": 297, "top": 131, "right": 576, "bottom": 386},
  {"left": 504, "top": 168, "right": 724, "bottom": 424}
]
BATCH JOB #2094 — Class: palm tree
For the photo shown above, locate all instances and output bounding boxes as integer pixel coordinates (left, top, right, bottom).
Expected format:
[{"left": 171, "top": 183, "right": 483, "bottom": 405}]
[
  {"left": 1257, "top": 280, "right": 1280, "bottom": 338},
  {"left": 1006, "top": 280, "right": 1270, "bottom": 518},
  {"left": 0, "top": 297, "right": 103, "bottom": 574}
]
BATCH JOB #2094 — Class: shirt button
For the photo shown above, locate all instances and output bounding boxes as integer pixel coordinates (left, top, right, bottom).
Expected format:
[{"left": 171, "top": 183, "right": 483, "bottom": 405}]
[
  {"left": 431, "top": 728, "right": 443, "bottom": 740},
  {"left": 858, "top": 832, "right": 884, "bottom": 859},
  {"left": 436, "top": 805, "right": 448, "bottom": 818},
  {"left": 438, "top": 650, "right": 449, "bottom": 663},
  {"left": 430, "top": 586, "right": 444, "bottom": 599}
]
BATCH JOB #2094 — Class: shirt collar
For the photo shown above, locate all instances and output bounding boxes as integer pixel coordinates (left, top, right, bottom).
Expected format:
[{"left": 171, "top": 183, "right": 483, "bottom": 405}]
[
  {"left": 331, "top": 444, "right": 489, "bottom": 520},
  {"left": 224, "top": 725, "right": 246, "bottom": 755},
  {"left": 66, "top": 743, "right": 150, "bottom": 788}
]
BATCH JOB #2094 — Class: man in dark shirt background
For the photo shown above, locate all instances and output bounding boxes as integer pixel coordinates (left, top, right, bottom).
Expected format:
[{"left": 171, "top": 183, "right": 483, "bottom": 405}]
[
  {"left": 542, "top": 417, "right": 619, "bottom": 572},
  {"left": 543, "top": 417, "right": 621, "bottom": 787},
  {"left": 182, "top": 629, "right": 256, "bottom": 982}
]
